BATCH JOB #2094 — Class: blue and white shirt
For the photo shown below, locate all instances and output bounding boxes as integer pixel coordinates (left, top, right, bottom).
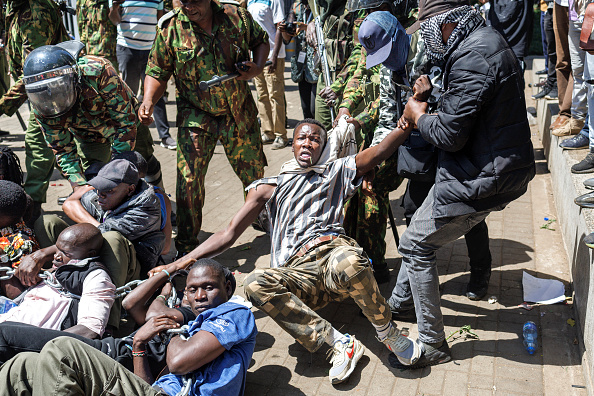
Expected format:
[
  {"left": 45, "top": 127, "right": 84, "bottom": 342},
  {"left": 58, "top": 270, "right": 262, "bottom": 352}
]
[{"left": 109, "top": 0, "right": 164, "bottom": 50}]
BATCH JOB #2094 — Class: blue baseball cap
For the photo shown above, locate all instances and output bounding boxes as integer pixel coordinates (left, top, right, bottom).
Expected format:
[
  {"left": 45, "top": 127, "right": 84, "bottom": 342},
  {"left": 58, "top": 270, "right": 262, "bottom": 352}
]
[{"left": 359, "top": 11, "right": 409, "bottom": 70}]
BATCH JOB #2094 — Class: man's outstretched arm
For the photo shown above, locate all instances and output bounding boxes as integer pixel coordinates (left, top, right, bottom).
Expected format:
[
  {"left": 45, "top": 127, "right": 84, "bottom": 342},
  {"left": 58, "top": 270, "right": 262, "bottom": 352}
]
[
  {"left": 355, "top": 124, "right": 412, "bottom": 178},
  {"left": 148, "top": 184, "right": 275, "bottom": 276}
]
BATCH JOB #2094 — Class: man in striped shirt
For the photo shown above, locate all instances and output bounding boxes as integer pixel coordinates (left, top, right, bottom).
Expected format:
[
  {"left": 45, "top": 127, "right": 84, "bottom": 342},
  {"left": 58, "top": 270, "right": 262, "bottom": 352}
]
[
  {"left": 149, "top": 118, "right": 423, "bottom": 384},
  {"left": 108, "top": 0, "right": 176, "bottom": 149}
]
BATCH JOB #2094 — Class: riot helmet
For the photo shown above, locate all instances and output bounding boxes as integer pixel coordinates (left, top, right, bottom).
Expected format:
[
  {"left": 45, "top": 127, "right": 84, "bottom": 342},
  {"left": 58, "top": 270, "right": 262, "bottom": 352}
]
[{"left": 23, "top": 41, "right": 84, "bottom": 118}]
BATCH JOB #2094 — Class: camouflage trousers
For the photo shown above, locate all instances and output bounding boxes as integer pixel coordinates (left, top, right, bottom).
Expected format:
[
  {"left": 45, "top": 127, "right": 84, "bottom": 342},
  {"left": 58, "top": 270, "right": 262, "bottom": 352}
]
[
  {"left": 244, "top": 235, "right": 391, "bottom": 353},
  {"left": 175, "top": 115, "right": 266, "bottom": 253},
  {"left": 343, "top": 153, "right": 403, "bottom": 267}
]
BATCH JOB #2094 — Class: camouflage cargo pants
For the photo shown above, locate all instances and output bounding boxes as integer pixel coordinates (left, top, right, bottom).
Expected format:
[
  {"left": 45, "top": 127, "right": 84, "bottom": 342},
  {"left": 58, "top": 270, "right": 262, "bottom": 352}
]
[
  {"left": 175, "top": 115, "right": 266, "bottom": 253},
  {"left": 244, "top": 235, "right": 391, "bottom": 353},
  {"left": 343, "top": 153, "right": 403, "bottom": 268}
]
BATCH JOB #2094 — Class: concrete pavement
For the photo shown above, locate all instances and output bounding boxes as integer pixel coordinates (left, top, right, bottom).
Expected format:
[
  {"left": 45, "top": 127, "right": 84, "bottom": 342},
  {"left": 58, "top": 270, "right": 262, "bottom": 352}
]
[{"left": 0, "top": 64, "right": 586, "bottom": 395}]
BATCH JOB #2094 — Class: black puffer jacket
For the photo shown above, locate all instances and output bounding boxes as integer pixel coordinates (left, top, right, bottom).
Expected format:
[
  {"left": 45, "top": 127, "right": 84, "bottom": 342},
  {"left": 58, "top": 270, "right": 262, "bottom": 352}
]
[{"left": 417, "top": 25, "right": 535, "bottom": 218}]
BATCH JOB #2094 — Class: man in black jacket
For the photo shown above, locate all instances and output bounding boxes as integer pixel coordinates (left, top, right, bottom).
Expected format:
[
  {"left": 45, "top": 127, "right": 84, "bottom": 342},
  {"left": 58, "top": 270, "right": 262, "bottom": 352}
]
[{"left": 394, "top": 0, "right": 535, "bottom": 369}]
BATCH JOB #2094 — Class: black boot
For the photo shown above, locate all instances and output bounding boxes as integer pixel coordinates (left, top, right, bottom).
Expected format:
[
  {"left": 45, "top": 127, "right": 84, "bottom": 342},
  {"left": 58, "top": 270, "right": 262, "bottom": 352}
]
[
  {"left": 372, "top": 262, "right": 390, "bottom": 284},
  {"left": 466, "top": 268, "right": 491, "bottom": 300}
]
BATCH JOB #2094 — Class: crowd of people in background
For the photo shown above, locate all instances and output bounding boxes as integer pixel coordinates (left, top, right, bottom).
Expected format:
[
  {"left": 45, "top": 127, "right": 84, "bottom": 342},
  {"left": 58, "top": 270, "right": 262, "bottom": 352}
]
[{"left": 0, "top": 0, "right": 578, "bottom": 392}]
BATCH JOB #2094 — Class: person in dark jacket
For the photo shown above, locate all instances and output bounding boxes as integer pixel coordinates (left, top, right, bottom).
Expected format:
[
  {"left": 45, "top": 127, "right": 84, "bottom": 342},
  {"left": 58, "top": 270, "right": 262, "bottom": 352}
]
[{"left": 393, "top": 0, "right": 535, "bottom": 369}]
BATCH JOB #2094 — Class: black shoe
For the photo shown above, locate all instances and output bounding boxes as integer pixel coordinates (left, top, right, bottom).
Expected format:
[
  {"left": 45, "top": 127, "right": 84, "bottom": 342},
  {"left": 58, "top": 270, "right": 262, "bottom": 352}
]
[
  {"left": 466, "top": 268, "right": 491, "bottom": 301},
  {"left": 372, "top": 263, "right": 390, "bottom": 284},
  {"left": 535, "top": 69, "right": 548, "bottom": 75},
  {"left": 575, "top": 191, "right": 594, "bottom": 208},
  {"left": 388, "top": 340, "right": 452, "bottom": 370},
  {"left": 389, "top": 306, "right": 417, "bottom": 323},
  {"left": 584, "top": 233, "right": 594, "bottom": 249},
  {"left": 545, "top": 86, "right": 558, "bottom": 100},
  {"left": 571, "top": 152, "right": 594, "bottom": 174},
  {"left": 584, "top": 178, "right": 594, "bottom": 190},
  {"left": 532, "top": 85, "right": 552, "bottom": 100}
]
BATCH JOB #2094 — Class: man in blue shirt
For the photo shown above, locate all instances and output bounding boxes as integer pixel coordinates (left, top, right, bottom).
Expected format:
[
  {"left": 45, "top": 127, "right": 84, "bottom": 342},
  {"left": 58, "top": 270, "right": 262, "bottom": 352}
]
[{"left": 0, "top": 259, "right": 257, "bottom": 396}]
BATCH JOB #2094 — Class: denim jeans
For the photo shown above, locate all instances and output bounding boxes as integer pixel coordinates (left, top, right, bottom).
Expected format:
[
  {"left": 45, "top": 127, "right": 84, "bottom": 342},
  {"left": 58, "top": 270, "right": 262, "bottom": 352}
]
[
  {"left": 116, "top": 45, "right": 171, "bottom": 140},
  {"left": 568, "top": 21, "right": 588, "bottom": 120},
  {"left": 391, "top": 181, "right": 492, "bottom": 314},
  {"left": 397, "top": 186, "right": 499, "bottom": 344},
  {"left": 584, "top": 52, "right": 594, "bottom": 149}
]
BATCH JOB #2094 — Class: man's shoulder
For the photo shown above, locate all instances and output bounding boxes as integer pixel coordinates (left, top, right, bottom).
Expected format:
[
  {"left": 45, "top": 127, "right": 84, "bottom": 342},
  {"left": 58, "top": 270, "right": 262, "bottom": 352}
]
[{"left": 78, "top": 55, "right": 111, "bottom": 78}]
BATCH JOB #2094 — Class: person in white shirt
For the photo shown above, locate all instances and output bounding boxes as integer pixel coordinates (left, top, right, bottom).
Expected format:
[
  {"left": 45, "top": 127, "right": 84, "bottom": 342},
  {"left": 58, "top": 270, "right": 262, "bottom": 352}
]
[{"left": 248, "top": 0, "right": 288, "bottom": 149}]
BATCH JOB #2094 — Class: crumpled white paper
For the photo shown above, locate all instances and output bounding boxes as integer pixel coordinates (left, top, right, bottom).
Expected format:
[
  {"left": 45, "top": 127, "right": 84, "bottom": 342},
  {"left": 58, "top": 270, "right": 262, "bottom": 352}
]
[{"left": 522, "top": 271, "right": 566, "bottom": 304}]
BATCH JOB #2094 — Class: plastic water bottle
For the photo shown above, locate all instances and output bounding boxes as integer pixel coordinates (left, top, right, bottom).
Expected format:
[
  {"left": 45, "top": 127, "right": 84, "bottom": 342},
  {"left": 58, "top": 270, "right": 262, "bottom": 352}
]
[
  {"left": 0, "top": 296, "right": 16, "bottom": 314},
  {"left": 523, "top": 321, "right": 538, "bottom": 354}
]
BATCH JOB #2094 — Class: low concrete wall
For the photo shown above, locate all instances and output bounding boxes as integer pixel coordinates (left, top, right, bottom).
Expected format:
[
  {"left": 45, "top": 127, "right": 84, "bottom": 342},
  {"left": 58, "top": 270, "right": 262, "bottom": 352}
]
[{"left": 534, "top": 65, "right": 594, "bottom": 393}]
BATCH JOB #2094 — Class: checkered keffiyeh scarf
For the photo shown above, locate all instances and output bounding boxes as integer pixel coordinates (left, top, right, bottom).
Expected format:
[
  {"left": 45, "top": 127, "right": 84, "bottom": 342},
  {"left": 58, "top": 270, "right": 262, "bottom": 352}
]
[{"left": 420, "top": 5, "right": 485, "bottom": 62}]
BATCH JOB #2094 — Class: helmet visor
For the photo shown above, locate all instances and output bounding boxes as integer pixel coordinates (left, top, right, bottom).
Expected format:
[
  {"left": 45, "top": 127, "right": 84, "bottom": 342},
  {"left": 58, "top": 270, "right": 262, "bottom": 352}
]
[{"left": 25, "top": 74, "right": 77, "bottom": 118}]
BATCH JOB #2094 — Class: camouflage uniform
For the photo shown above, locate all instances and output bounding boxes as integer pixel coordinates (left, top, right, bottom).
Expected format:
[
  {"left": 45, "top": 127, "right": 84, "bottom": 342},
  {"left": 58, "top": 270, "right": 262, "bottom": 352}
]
[
  {"left": 146, "top": 3, "right": 268, "bottom": 253},
  {"left": 76, "top": 0, "right": 118, "bottom": 71},
  {"left": 33, "top": 55, "right": 145, "bottom": 187},
  {"left": 0, "top": 0, "right": 69, "bottom": 203}
]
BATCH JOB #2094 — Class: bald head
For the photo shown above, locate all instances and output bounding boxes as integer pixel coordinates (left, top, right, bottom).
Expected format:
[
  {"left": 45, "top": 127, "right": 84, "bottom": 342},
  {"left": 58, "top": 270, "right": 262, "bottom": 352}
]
[{"left": 58, "top": 224, "right": 103, "bottom": 257}]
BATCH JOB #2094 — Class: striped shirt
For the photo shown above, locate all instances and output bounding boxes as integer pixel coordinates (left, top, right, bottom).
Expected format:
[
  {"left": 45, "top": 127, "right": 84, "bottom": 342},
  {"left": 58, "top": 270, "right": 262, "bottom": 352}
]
[
  {"left": 109, "top": 0, "right": 163, "bottom": 50},
  {"left": 247, "top": 156, "right": 362, "bottom": 268}
]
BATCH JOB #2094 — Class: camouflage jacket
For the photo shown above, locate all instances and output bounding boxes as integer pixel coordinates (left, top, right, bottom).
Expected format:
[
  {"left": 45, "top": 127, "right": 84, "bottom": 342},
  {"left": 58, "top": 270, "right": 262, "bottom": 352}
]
[
  {"left": 76, "top": 0, "right": 118, "bottom": 68},
  {"left": 35, "top": 56, "right": 138, "bottom": 186},
  {"left": 145, "top": 2, "right": 268, "bottom": 129},
  {"left": 370, "top": 32, "right": 442, "bottom": 147},
  {"left": 0, "top": 0, "right": 69, "bottom": 116}
]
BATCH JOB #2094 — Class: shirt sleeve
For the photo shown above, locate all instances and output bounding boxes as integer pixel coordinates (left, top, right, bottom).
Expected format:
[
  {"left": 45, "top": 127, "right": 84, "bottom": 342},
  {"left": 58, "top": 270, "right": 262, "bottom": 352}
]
[
  {"left": 36, "top": 113, "right": 87, "bottom": 186},
  {"left": 200, "top": 308, "right": 256, "bottom": 350},
  {"left": 157, "top": 0, "right": 164, "bottom": 10},
  {"left": 96, "top": 64, "right": 137, "bottom": 153},
  {"left": 146, "top": 26, "right": 175, "bottom": 82},
  {"left": 77, "top": 269, "right": 116, "bottom": 336},
  {"left": 271, "top": 0, "right": 285, "bottom": 25}
]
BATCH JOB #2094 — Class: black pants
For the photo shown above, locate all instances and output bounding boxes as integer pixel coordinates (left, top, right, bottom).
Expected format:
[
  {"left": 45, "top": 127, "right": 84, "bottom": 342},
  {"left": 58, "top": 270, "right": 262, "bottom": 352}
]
[
  {"left": 298, "top": 80, "right": 316, "bottom": 120},
  {"left": 543, "top": 9, "right": 557, "bottom": 87},
  {"left": 116, "top": 44, "right": 171, "bottom": 140}
]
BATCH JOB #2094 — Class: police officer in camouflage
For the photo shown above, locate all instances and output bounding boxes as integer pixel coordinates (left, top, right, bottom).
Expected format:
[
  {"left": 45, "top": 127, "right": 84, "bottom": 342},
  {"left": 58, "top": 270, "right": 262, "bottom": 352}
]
[
  {"left": 21, "top": 41, "right": 162, "bottom": 194},
  {"left": 0, "top": 0, "right": 69, "bottom": 221},
  {"left": 140, "top": 0, "right": 270, "bottom": 256},
  {"left": 76, "top": 0, "right": 118, "bottom": 71}
]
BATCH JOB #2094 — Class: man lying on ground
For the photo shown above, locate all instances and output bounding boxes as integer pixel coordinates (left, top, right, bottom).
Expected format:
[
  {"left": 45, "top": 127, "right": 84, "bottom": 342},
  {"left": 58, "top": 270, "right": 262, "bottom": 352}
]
[
  {"left": 151, "top": 118, "right": 418, "bottom": 384},
  {"left": 0, "top": 259, "right": 256, "bottom": 396},
  {"left": 0, "top": 223, "right": 114, "bottom": 339}
]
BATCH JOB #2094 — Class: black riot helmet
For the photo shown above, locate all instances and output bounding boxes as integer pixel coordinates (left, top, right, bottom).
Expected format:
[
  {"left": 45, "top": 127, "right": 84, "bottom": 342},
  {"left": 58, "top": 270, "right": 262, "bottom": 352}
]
[{"left": 23, "top": 41, "right": 85, "bottom": 118}]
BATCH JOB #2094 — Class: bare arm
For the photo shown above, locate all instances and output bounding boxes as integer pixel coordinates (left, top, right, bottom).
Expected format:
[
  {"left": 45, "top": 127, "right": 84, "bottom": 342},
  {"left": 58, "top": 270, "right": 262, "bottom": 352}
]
[
  {"left": 236, "top": 41, "right": 270, "bottom": 80},
  {"left": 148, "top": 185, "right": 274, "bottom": 276},
  {"left": 268, "top": 24, "right": 283, "bottom": 73},
  {"left": 132, "top": 314, "right": 181, "bottom": 384},
  {"left": 62, "top": 185, "right": 100, "bottom": 226},
  {"left": 166, "top": 331, "right": 226, "bottom": 375},
  {"left": 355, "top": 125, "right": 412, "bottom": 178},
  {"left": 14, "top": 246, "right": 58, "bottom": 287},
  {"left": 109, "top": 0, "right": 123, "bottom": 25},
  {"left": 139, "top": 75, "right": 168, "bottom": 125},
  {"left": 122, "top": 270, "right": 185, "bottom": 325}
]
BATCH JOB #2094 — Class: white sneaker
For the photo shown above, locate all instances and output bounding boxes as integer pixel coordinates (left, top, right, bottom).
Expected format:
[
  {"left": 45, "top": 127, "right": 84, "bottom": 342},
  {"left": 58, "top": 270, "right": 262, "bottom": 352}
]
[
  {"left": 160, "top": 137, "right": 176, "bottom": 150},
  {"left": 327, "top": 334, "right": 365, "bottom": 384},
  {"left": 380, "top": 324, "right": 423, "bottom": 366}
]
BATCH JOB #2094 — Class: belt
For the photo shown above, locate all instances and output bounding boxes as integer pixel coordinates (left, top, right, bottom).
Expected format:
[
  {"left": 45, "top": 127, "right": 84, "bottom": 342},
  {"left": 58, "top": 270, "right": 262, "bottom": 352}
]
[{"left": 294, "top": 235, "right": 339, "bottom": 258}]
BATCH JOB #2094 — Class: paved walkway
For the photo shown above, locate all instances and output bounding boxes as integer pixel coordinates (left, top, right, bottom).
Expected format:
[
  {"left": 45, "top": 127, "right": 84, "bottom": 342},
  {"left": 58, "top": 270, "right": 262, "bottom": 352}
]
[{"left": 0, "top": 63, "right": 587, "bottom": 395}]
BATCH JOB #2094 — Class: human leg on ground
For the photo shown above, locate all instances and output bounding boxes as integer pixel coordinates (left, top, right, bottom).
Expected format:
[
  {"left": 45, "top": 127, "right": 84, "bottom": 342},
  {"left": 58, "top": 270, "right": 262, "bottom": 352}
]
[{"left": 0, "top": 337, "right": 159, "bottom": 396}]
